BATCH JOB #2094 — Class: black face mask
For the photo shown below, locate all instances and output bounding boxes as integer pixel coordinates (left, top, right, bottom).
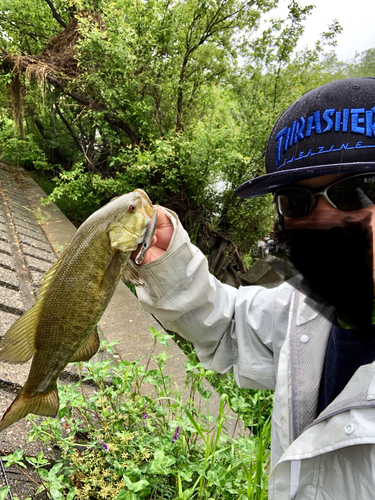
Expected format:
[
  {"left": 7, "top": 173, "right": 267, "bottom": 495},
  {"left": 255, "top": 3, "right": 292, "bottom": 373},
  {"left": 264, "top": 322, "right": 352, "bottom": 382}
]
[{"left": 279, "top": 213, "right": 374, "bottom": 337}]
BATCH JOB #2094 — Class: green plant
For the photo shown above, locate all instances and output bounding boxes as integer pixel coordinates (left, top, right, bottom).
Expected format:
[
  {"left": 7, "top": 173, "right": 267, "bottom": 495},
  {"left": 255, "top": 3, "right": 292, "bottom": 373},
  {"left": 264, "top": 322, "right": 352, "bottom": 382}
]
[
  {"left": 52, "top": 242, "right": 64, "bottom": 254},
  {"left": 178, "top": 339, "right": 274, "bottom": 433},
  {"left": 0, "top": 486, "right": 9, "bottom": 500},
  {"left": 5, "top": 329, "right": 271, "bottom": 499},
  {"left": 32, "top": 207, "right": 52, "bottom": 225},
  {"left": 0, "top": 118, "right": 51, "bottom": 171},
  {"left": 0, "top": 0, "right": 343, "bottom": 265}
]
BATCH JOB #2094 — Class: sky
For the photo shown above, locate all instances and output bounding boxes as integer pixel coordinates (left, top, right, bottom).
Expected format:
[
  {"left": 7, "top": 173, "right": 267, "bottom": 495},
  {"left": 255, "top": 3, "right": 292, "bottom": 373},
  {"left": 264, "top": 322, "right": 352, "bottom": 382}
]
[{"left": 270, "top": 0, "right": 375, "bottom": 61}]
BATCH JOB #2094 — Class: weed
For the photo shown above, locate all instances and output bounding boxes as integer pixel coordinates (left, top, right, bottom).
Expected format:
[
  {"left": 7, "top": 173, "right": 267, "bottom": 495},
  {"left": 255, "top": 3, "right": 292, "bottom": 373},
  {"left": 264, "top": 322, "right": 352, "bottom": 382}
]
[
  {"left": 4, "top": 329, "right": 271, "bottom": 499},
  {"left": 52, "top": 242, "right": 64, "bottom": 254},
  {"left": 32, "top": 206, "right": 52, "bottom": 225},
  {"left": 0, "top": 487, "right": 10, "bottom": 500}
]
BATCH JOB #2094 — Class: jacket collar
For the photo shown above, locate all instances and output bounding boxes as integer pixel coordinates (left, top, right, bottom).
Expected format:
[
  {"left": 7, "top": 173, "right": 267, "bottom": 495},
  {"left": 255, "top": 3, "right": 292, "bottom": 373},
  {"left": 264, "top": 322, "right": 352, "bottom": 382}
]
[{"left": 296, "top": 286, "right": 330, "bottom": 326}]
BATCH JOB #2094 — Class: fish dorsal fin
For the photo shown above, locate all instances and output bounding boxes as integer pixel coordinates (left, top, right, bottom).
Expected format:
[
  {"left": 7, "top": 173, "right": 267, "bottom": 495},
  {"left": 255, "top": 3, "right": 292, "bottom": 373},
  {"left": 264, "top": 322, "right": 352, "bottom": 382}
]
[
  {"left": 123, "top": 261, "right": 145, "bottom": 286},
  {"left": 37, "top": 250, "right": 66, "bottom": 299},
  {"left": 69, "top": 327, "right": 100, "bottom": 363},
  {"left": 0, "top": 254, "right": 65, "bottom": 365}
]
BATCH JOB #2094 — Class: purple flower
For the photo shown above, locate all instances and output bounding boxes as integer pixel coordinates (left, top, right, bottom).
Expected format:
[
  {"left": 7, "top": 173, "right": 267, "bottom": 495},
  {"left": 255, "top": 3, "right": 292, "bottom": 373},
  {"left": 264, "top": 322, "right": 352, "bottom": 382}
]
[
  {"left": 142, "top": 411, "right": 148, "bottom": 426},
  {"left": 100, "top": 440, "right": 109, "bottom": 452},
  {"left": 172, "top": 426, "right": 181, "bottom": 443}
]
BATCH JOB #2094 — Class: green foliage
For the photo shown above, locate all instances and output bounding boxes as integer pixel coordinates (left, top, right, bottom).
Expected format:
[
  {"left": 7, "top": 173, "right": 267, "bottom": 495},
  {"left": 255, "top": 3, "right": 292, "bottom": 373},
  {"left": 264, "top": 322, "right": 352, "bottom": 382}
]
[
  {"left": 0, "top": 0, "right": 59, "bottom": 54},
  {"left": 0, "top": 486, "right": 10, "bottom": 500},
  {"left": 350, "top": 49, "right": 375, "bottom": 77},
  {"left": 5, "top": 332, "right": 271, "bottom": 500},
  {"left": 2, "top": 448, "right": 27, "bottom": 469},
  {"left": 181, "top": 342, "right": 274, "bottom": 433},
  {"left": 0, "top": 118, "right": 50, "bottom": 170},
  {"left": 0, "top": 0, "right": 349, "bottom": 260},
  {"left": 212, "top": 374, "right": 273, "bottom": 435},
  {"left": 320, "top": 48, "right": 375, "bottom": 81}
]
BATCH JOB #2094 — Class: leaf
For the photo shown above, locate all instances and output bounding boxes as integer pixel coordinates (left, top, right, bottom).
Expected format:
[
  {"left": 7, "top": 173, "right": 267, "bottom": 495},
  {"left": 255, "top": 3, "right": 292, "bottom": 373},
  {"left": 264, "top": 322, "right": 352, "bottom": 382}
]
[
  {"left": 129, "top": 479, "right": 150, "bottom": 493},
  {"left": 39, "top": 468, "right": 48, "bottom": 480},
  {"left": 116, "top": 489, "right": 137, "bottom": 500},
  {"left": 0, "top": 486, "right": 9, "bottom": 500},
  {"left": 48, "top": 463, "right": 63, "bottom": 476},
  {"left": 50, "top": 487, "right": 64, "bottom": 500},
  {"left": 147, "top": 450, "right": 176, "bottom": 474},
  {"left": 183, "top": 406, "right": 207, "bottom": 443},
  {"left": 3, "top": 449, "right": 26, "bottom": 468},
  {"left": 58, "top": 406, "right": 70, "bottom": 419},
  {"left": 13, "top": 449, "right": 23, "bottom": 462},
  {"left": 199, "top": 388, "right": 212, "bottom": 400},
  {"left": 183, "top": 488, "right": 194, "bottom": 499},
  {"left": 179, "top": 470, "right": 193, "bottom": 482}
]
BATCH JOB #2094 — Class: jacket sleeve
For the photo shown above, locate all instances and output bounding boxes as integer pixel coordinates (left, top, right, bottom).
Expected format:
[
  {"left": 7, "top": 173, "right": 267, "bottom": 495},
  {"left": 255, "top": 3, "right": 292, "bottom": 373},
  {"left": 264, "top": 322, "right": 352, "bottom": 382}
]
[{"left": 136, "top": 209, "right": 293, "bottom": 390}]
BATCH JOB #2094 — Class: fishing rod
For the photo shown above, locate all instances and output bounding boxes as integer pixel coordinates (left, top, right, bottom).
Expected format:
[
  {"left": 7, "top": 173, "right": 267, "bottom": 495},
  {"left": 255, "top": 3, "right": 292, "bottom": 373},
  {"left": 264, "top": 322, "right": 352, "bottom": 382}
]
[{"left": 0, "top": 454, "right": 13, "bottom": 500}]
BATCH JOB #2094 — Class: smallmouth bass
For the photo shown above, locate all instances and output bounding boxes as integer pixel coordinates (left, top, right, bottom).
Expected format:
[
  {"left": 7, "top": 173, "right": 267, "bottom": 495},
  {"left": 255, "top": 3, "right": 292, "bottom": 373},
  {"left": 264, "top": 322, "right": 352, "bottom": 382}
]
[{"left": 0, "top": 189, "right": 156, "bottom": 430}]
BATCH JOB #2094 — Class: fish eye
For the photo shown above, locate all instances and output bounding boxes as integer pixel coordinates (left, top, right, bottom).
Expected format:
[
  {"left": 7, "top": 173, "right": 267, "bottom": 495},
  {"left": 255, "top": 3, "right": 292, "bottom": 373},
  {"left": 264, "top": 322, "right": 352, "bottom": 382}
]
[{"left": 129, "top": 205, "right": 136, "bottom": 212}]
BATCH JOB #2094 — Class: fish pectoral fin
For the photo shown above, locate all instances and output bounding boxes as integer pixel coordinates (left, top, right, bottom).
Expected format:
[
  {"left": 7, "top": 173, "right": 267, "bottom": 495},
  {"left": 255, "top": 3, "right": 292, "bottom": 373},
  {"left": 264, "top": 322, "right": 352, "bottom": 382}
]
[
  {"left": 0, "top": 388, "right": 59, "bottom": 432},
  {"left": 0, "top": 305, "right": 39, "bottom": 364},
  {"left": 69, "top": 327, "right": 100, "bottom": 363},
  {"left": 123, "top": 261, "right": 145, "bottom": 286}
]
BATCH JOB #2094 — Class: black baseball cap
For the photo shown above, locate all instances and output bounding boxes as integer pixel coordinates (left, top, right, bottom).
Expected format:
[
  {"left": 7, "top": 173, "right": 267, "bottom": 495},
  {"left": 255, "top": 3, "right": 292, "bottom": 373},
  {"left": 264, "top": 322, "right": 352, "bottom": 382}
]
[{"left": 236, "top": 77, "right": 375, "bottom": 199}]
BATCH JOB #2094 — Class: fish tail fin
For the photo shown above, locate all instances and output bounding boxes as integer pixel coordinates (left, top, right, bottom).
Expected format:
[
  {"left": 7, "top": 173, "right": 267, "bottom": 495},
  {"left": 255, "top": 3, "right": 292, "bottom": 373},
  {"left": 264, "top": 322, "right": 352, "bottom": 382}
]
[{"left": 0, "top": 387, "right": 59, "bottom": 432}]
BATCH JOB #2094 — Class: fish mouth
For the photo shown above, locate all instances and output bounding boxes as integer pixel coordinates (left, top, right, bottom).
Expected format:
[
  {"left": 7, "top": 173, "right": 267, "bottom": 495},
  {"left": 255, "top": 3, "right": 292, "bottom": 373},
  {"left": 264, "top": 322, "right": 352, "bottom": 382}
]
[
  {"left": 135, "top": 208, "right": 158, "bottom": 265},
  {"left": 133, "top": 189, "right": 158, "bottom": 265},
  {"left": 135, "top": 189, "right": 155, "bottom": 220}
]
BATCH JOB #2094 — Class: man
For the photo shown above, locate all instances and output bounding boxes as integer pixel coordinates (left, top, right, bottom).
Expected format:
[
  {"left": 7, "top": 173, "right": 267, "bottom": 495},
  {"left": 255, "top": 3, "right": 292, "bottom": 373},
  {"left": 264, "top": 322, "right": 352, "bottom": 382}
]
[{"left": 133, "top": 78, "right": 375, "bottom": 499}]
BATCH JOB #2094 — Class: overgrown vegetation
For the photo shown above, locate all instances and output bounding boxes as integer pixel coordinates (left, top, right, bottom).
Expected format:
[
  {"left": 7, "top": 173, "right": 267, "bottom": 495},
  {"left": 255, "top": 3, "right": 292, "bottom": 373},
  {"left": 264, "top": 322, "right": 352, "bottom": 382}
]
[
  {"left": 3, "top": 332, "right": 272, "bottom": 500},
  {"left": 0, "top": 0, "right": 349, "bottom": 282},
  {"left": 0, "top": 2, "right": 373, "bottom": 276}
]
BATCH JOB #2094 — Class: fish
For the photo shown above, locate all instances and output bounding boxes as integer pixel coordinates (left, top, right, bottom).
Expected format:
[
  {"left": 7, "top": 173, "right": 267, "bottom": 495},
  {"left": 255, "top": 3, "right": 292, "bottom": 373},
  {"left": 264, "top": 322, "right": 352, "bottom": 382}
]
[{"left": 0, "top": 189, "right": 156, "bottom": 431}]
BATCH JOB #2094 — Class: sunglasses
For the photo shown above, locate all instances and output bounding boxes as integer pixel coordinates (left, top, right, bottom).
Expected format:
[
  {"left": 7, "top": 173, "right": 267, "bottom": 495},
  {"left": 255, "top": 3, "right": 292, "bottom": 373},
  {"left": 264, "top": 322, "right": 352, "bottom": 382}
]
[{"left": 274, "top": 173, "right": 375, "bottom": 219}]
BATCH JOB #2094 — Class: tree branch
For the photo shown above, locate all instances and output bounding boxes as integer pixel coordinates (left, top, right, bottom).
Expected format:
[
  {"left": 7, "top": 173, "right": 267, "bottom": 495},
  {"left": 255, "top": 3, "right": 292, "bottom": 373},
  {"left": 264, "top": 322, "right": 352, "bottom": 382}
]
[
  {"left": 45, "top": 75, "right": 140, "bottom": 144},
  {"left": 44, "top": 0, "right": 67, "bottom": 28},
  {"left": 34, "top": 119, "right": 47, "bottom": 140},
  {"left": 0, "top": 14, "right": 52, "bottom": 41},
  {"left": 55, "top": 102, "right": 85, "bottom": 154}
]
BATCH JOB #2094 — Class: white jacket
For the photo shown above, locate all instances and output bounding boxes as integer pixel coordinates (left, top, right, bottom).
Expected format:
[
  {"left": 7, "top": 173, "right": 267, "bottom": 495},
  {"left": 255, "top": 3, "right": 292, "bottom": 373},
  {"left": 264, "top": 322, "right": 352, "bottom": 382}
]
[{"left": 137, "top": 210, "right": 375, "bottom": 500}]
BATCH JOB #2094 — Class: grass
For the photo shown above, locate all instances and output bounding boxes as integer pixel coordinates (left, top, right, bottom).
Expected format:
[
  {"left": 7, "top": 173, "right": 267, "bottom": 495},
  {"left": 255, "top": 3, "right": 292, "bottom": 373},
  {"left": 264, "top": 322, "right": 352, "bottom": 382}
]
[{"left": 3, "top": 329, "right": 272, "bottom": 500}]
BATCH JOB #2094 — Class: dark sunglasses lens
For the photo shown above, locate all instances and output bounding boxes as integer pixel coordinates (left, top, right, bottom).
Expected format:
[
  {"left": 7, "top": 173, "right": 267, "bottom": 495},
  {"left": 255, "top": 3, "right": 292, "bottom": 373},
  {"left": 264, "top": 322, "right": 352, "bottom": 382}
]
[
  {"left": 276, "top": 189, "right": 314, "bottom": 218},
  {"left": 327, "top": 175, "right": 375, "bottom": 211}
]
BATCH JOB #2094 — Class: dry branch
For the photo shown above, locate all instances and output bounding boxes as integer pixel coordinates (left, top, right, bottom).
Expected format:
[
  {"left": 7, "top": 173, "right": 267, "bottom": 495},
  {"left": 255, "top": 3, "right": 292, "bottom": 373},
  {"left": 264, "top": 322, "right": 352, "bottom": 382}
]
[{"left": 1, "top": 14, "right": 141, "bottom": 145}]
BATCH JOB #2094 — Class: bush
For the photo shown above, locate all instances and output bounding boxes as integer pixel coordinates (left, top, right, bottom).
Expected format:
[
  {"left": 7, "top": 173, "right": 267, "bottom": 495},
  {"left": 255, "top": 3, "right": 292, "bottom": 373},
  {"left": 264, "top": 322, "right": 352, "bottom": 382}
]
[{"left": 0, "top": 118, "right": 51, "bottom": 171}]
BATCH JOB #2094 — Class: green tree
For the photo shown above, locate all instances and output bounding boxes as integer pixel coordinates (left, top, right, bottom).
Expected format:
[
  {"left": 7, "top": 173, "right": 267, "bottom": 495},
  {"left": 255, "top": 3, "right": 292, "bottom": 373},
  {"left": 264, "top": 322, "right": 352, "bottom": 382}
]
[
  {"left": 0, "top": 0, "right": 341, "bottom": 281},
  {"left": 319, "top": 47, "right": 375, "bottom": 82}
]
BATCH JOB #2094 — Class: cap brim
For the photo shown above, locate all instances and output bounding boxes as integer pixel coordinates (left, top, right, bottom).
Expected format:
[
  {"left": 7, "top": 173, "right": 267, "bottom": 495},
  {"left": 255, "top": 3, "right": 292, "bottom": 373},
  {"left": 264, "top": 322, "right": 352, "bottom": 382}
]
[{"left": 236, "top": 163, "right": 375, "bottom": 199}]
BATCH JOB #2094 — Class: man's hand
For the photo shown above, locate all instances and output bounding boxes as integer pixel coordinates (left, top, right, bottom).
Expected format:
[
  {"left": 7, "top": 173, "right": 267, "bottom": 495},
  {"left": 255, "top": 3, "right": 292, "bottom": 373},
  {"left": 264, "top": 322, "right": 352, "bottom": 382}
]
[{"left": 132, "top": 207, "right": 174, "bottom": 265}]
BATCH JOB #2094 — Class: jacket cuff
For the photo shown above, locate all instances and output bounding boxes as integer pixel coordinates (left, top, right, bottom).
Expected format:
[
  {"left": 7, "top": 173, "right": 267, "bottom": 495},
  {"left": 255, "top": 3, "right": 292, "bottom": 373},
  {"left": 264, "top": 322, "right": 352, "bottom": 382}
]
[{"left": 136, "top": 208, "right": 196, "bottom": 299}]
